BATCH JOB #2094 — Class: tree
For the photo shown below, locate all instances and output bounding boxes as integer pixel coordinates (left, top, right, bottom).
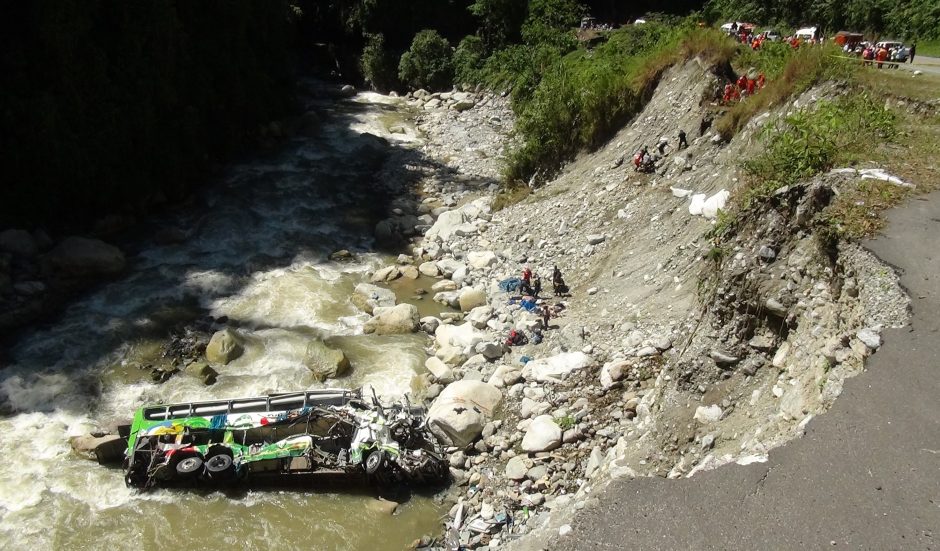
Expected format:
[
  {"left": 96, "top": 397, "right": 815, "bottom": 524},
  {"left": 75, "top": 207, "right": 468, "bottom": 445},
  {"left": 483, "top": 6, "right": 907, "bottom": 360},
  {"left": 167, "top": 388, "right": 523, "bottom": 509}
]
[
  {"left": 468, "top": 0, "right": 528, "bottom": 51},
  {"left": 398, "top": 29, "right": 454, "bottom": 90},
  {"left": 360, "top": 33, "right": 400, "bottom": 91}
]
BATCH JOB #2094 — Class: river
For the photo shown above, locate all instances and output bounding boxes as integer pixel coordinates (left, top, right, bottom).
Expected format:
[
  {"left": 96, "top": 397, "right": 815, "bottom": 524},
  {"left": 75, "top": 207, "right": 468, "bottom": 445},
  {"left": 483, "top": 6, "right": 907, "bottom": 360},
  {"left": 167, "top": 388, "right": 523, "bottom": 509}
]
[{"left": 0, "top": 86, "right": 447, "bottom": 550}]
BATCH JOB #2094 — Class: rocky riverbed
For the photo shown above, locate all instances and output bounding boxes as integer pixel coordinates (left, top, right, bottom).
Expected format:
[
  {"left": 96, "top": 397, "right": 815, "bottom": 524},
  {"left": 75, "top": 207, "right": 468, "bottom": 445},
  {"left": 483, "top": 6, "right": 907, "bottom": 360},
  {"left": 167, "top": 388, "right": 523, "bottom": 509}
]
[{"left": 354, "top": 60, "right": 912, "bottom": 549}]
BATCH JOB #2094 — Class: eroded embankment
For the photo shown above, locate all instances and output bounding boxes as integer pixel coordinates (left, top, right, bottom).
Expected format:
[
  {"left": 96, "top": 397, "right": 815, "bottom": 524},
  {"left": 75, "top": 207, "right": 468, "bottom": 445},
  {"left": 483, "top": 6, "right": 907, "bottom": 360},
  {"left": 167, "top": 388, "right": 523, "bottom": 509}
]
[{"left": 375, "top": 59, "right": 912, "bottom": 549}]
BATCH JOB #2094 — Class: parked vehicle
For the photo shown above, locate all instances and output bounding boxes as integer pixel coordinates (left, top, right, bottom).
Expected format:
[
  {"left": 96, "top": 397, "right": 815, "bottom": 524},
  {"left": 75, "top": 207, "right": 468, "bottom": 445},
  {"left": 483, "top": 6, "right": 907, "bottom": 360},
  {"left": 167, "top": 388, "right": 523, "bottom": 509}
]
[
  {"left": 121, "top": 388, "right": 448, "bottom": 490},
  {"left": 760, "top": 30, "right": 782, "bottom": 41}
]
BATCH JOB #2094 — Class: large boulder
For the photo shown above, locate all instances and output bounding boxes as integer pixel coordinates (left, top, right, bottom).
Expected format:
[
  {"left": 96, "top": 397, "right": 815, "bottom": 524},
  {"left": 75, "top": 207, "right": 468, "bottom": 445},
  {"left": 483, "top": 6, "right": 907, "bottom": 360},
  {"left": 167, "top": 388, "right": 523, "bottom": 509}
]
[
  {"left": 304, "top": 340, "right": 351, "bottom": 381},
  {"left": 425, "top": 356, "right": 455, "bottom": 384},
  {"left": 425, "top": 210, "right": 467, "bottom": 244},
  {"left": 436, "top": 259, "right": 466, "bottom": 278},
  {"left": 522, "top": 352, "right": 594, "bottom": 383},
  {"left": 487, "top": 365, "right": 522, "bottom": 388},
  {"left": 466, "top": 306, "right": 494, "bottom": 329},
  {"left": 458, "top": 287, "right": 487, "bottom": 311},
  {"left": 370, "top": 265, "right": 401, "bottom": 283},
  {"left": 45, "top": 236, "right": 125, "bottom": 276},
  {"left": 0, "top": 229, "right": 38, "bottom": 257},
  {"left": 205, "top": 328, "right": 244, "bottom": 365},
  {"left": 467, "top": 250, "right": 497, "bottom": 269},
  {"left": 418, "top": 262, "right": 441, "bottom": 277},
  {"left": 69, "top": 434, "right": 125, "bottom": 464},
  {"left": 427, "top": 381, "right": 503, "bottom": 447},
  {"left": 352, "top": 283, "right": 397, "bottom": 314},
  {"left": 363, "top": 303, "right": 419, "bottom": 335},
  {"left": 435, "top": 322, "right": 486, "bottom": 350},
  {"left": 521, "top": 415, "right": 563, "bottom": 453}
]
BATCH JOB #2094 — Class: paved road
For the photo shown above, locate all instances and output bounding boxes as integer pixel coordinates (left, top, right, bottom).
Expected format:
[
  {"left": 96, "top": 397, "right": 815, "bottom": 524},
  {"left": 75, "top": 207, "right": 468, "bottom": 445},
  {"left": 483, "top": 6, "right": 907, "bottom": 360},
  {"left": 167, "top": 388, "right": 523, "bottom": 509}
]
[{"left": 553, "top": 192, "right": 940, "bottom": 550}]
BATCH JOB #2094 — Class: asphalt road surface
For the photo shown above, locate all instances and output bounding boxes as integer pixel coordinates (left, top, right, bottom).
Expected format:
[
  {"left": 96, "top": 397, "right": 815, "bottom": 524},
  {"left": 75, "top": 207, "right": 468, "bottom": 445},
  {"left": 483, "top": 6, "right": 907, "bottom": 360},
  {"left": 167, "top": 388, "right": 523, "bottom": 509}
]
[{"left": 552, "top": 191, "right": 940, "bottom": 550}]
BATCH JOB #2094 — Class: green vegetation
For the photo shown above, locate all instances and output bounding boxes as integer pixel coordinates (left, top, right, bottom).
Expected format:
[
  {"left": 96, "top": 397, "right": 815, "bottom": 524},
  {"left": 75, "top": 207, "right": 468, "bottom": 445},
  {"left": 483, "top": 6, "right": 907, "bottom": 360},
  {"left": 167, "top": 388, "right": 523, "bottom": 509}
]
[
  {"left": 398, "top": 30, "right": 455, "bottom": 91},
  {"left": 917, "top": 40, "right": 940, "bottom": 57},
  {"left": 1, "top": 0, "right": 296, "bottom": 230},
  {"left": 716, "top": 44, "right": 855, "bottom": 139},
  {"left": 702, "top": 0, "right": 940, "bottom": 41},
  {"left": 504, "top": 25, "right": 736, "bottom": 182},
  {"left": 739, "top": 93, "right": 897, "bottom": 208},
  {"left": 361, "top": 34, "right": 401, "bottom": 92},
  {"left": 555, "top": 414, "right": 577, "bottom": 430}
]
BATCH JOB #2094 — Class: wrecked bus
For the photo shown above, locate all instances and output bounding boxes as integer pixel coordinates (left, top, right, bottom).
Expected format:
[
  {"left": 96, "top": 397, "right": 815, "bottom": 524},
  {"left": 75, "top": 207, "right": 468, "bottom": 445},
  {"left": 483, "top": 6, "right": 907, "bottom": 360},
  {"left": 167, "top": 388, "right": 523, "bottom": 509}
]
[{"left": 122, "top": 388, "right": 448, "bottom": 489}]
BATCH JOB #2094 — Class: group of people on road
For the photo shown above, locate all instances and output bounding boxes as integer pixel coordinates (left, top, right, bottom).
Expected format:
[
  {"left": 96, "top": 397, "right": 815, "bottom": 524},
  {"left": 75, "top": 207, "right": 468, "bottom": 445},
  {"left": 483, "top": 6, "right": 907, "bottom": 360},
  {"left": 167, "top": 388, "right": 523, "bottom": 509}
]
[{"left": 856, "top": 43, "right": 915, "bottom": 68}]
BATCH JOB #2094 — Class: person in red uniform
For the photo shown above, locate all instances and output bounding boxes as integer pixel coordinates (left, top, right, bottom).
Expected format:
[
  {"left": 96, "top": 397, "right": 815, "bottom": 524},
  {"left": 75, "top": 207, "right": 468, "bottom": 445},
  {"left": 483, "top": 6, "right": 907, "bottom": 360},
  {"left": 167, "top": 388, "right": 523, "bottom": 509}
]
[
  {"left": 757, "top": 73, "right": 766, "bottom": 89},
  {"left": 745, "top": 77, "right": 756, "bottom": 96}
]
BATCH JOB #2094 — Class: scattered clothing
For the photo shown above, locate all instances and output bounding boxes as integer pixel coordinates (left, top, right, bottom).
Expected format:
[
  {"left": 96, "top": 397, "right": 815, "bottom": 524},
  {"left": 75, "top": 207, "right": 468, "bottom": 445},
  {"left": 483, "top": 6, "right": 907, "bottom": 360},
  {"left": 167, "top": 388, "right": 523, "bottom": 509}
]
[{"left": 499, "top": 277, "right": 522, "bottom": 292}]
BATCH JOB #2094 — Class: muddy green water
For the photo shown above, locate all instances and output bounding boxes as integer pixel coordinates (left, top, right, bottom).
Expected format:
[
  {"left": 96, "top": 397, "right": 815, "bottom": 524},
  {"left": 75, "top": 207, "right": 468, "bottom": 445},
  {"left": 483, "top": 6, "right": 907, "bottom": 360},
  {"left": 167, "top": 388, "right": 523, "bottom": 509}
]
[{"left": 0, "top": 90, "right": 446, "bottom": 550}]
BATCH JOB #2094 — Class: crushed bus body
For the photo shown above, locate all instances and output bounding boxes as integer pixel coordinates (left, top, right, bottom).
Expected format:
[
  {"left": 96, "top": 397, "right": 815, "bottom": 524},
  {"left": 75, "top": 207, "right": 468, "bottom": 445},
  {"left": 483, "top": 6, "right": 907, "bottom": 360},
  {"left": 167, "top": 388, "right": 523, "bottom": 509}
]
[{"left": 121, "top": 388, "right": 448, "bottom": 490}]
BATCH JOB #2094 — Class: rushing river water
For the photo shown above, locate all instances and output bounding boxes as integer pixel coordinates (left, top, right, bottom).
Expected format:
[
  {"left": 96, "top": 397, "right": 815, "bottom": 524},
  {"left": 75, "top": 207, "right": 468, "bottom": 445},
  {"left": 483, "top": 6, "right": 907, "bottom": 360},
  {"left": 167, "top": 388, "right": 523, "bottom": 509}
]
[{"left": 0, "top": 89, "right": 447, "bottom": 550}]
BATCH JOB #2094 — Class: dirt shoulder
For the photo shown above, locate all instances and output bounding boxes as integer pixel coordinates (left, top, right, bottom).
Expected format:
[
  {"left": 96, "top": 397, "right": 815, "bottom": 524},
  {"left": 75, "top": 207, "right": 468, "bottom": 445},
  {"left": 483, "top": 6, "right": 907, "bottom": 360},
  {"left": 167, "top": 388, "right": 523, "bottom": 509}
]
[{"left": 548, "top": 190, "right": 940, "bottom": 550}]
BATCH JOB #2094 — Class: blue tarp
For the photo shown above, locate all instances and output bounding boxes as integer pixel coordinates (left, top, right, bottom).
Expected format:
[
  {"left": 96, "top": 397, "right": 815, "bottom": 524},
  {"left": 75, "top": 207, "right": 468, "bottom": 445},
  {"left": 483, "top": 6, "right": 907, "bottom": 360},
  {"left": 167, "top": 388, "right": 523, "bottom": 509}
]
[{"left": 499, "top": 277, "right": 522, "bottom": 292}]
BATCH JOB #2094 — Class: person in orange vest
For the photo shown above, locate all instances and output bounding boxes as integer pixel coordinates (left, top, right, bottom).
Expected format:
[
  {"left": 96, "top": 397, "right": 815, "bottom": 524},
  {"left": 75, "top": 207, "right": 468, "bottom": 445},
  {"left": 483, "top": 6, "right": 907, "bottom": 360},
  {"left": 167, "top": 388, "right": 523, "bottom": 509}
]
[
  {"left": 732, "top": 85, "right": 741, "bottom": 101},
  {"left": 746, "top": 77, "right": 756, "bottom": 96},
  {"left": 757, "top": 73, "right": 766, "bottom": 89},
  {"left": 876, "top": 45, "right": 889, "bottom": 68}
]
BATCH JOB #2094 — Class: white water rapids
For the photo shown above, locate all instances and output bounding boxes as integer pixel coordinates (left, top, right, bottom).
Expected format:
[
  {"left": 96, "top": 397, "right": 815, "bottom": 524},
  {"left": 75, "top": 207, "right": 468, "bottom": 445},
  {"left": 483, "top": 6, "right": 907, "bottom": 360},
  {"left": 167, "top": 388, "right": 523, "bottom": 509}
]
[{"left": 0, "top": 90, "right": 445, "bottom": 549}]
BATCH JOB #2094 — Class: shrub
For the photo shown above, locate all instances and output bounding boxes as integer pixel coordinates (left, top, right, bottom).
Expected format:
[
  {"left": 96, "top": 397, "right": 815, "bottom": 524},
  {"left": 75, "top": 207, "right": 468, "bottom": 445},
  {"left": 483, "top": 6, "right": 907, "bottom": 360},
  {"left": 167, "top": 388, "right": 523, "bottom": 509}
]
[
  {"left": 398, "top": 29, "right": 454, "bottom": 91},
  {"left": 504, "top": 24, "right": 729, "bottom": 183},
  {"left": 453, "top": 35, "right": 487, "bottom": 86},
  {"left": 360, "top": 33, "right": 400, "bottom": 92},
  {"left": 740, "top": 93, "right": 897, "bottom": 207},
  {"left": 715, "top": 45, "right": 854, "bottom": 140}
]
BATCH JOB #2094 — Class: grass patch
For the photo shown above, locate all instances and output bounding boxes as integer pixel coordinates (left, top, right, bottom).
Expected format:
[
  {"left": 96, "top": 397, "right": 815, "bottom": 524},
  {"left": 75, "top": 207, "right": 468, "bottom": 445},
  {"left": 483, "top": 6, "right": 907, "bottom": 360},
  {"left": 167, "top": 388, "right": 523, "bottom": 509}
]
[
  {"left": 715, "top": 45, "right": 855, "bottom": 140},
  {"left": 855, "top": 67, "right": 940, "bottom": 103},
  {"left": 739, "top": 93, "right": 897, "bottom": 208},
  {"left": 491, "top": 181, "right": 532, "bottom": 211},
  {"left": 503, "top": 24, "right": 737, "bottom": 184},
  {"left": 916, "top": 40, "right": 940, "bottom": 58}
]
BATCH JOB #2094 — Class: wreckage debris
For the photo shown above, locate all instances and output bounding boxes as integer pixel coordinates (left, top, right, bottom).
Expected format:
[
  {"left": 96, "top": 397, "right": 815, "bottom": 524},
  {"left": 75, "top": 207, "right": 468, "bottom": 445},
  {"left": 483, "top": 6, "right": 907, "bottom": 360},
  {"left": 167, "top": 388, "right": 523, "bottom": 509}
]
[{"left": 115, "top": 388, "right": 448, "bottom": 490}]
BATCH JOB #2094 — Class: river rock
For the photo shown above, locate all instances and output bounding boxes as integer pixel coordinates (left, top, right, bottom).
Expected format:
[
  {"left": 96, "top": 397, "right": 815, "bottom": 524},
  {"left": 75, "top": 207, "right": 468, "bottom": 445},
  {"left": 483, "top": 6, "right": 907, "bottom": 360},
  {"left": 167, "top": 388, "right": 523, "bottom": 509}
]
[
  {"left": 521, "top": 415, "right": 562, "bottom": 453},
  {"left": 475, "top": 341, "right": 505, "bottom": 361},
  {"left": 185, "top": 361, "right": 218, "bottom": 385},
  {"left": 432, "top": 279, "right": 458, "bottom": 292},
  {"left": 427, "top": 380, "right": 503, "bottom": 447},
  {"left": 466, "top": 306, "right": 493, "bottom": 329},
  {"left": 600, "top": 360, "right": 630, "bottom": 389},
  {"left": 426, "top": 210, "right": 467, "bottom": 243},
  {"left": 45, "top": 236, "right": 126, "bottom": 276},
  {"left": 467, "top": 250, "right": 497, "bottom": 269},
  {"left": 420, "top": 316, "right": 441, "bottom": 334},
  {"left": 586, "top": 234, "right": 606, "bottom": 246},
  {"left": 435, "top": 322, "right": 486, "bottom": 349},
  {"left": 370, "top": 265, "right": 401, "bottom": 283},
  {"left": 458, "top": 287, "right": 487, "bottom": 311},
  {"left": 419, "top": 262, "right": 441, "bottom": 277},
  {"left": 363, "top": 304, "right": 419, "bottom": 335},
  {"left": 69, "top": 434, "right": 125, "bottom": 464},
  {"left": 522, "top": 352, "right": 593, "bottom": 383},
  {"left": 205, "top": 328, "right": 244, "bottom": 365},
  {"left": 453, "top": 100, "right": 476, "bottom": 112},
  {"left": 437, "top": 259, "right": 465, "bottom": 278},
  {"left": 304, "top": 340, "right": 351, "bottom": 381},
  {"left": 0, "top": 229, "right": 38, "bottom": 257},
  {"left": 339, "top": 84, "right": 356, "bottom": 97},
  {"left": 488, "top": 365, "right": 522, "bottom": 388},
  {"left": 425, "top": 356, "right": 456, "bottom": 384},
  {"left": 352, "top": 283, "right": 397, "bottom": 314},
  {"left": 505, "top": 455, "right": 529, "bottom": 480},
  {"left": 693, "top": 404, "right": 723, "bottom": 423}
]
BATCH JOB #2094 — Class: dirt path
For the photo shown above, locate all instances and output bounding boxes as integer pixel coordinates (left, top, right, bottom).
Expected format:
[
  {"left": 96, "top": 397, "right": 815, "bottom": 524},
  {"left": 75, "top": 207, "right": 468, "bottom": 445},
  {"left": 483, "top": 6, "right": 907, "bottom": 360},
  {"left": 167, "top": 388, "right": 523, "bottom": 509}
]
[{"left": 550, "top": 191, "right": 940, "bottom": 550}]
